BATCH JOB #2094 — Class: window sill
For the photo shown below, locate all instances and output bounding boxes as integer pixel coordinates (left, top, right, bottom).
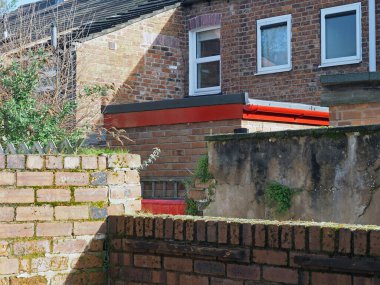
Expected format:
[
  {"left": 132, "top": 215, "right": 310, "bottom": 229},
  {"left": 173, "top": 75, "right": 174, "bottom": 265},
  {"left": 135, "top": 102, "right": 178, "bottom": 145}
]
[
  {"left": 190, "top": 90, "right": 222, "bottom": 96},
  {"left": 319, "top": 59, "right": 362, "bottom": 68},
  {"left": 254, "top": 67, "right": 292, "bottom": 76}
]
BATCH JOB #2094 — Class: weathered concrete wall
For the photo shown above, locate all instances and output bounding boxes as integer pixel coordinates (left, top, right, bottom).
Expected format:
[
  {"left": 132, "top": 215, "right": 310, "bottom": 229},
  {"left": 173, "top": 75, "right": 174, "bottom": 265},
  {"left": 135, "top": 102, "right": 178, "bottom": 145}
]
[
  {"left": 205, "top": 125, "right": 380, "bottom": 225},
  {"left": 0, "top": 153, "right": 141, "bottom": 284}
]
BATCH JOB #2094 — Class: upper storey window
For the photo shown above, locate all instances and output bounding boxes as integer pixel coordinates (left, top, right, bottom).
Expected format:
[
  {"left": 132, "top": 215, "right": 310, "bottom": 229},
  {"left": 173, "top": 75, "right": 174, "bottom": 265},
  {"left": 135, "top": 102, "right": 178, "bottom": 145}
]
[
  {"left": 189, "top": 27, "right": 221, "bottom": 96},
  {"left": 256, "top": 15, "right": 292, "bottom": 75},
  {"left": 321, "top": 3, "right": 362, "bottom": 67}
]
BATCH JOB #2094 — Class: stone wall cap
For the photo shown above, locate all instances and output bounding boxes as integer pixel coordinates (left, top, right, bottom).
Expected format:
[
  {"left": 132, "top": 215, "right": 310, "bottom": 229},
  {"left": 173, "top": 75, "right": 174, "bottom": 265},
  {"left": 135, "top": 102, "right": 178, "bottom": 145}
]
[{"left": 205, "top": 124, "right": 380, "bottom": 142}]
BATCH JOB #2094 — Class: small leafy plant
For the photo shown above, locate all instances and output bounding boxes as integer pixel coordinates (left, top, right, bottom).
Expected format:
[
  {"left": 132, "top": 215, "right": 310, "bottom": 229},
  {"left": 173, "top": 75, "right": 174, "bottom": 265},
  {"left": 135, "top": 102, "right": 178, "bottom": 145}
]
[{"left": 265, "top": 182, "right": 298, "bottom": 214}]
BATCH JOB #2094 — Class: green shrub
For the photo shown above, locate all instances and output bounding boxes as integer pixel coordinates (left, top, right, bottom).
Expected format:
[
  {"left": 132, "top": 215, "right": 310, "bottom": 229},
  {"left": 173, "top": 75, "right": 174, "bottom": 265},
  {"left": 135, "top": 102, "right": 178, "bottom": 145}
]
[{"left": 0, "top": 49, "right": 82, "bottom": 145}]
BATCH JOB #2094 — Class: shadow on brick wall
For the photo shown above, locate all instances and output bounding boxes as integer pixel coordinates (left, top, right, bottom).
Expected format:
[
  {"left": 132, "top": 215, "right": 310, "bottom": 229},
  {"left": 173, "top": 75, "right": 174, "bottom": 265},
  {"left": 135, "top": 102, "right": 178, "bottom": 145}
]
[
  {"left": 95, "top": 8, "right": 194, "bottom": 178},
  {"left": 59, "top": 221, "right": 108, "bottom": 285}
]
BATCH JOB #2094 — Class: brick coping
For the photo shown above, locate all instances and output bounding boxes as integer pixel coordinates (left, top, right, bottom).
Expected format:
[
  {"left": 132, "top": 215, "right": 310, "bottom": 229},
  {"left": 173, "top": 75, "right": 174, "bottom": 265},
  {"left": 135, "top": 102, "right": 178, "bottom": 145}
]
[{"left": 123, "top": 214, "right": 380, "bottom": 231}]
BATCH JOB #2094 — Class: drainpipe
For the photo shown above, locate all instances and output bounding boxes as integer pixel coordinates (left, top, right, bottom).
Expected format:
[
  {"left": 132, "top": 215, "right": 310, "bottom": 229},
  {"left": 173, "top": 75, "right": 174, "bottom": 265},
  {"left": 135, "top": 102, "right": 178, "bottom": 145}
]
[
  {"left": 369, "top": 0, "right": 376, "bottom": 72},
  {"left": 51, "top": 21, "right": 58, "bottom": 50}
]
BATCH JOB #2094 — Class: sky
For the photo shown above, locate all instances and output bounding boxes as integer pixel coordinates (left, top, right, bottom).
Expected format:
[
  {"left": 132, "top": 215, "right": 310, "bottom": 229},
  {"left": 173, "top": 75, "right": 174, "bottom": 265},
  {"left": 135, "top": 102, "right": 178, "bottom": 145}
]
[{"left": 15, "top": 0, "right": 39, "bottom": 7}]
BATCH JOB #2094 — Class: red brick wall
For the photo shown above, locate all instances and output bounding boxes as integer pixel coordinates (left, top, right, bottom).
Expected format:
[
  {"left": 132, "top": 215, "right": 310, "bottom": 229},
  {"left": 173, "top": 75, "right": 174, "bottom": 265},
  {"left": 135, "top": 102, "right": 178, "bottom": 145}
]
[
  {"left": 110, "top": 119, "right": 243, "bottom": 179},
  {"left": 0, "top": 154, "right": 141, "bottom": 284},
  {"left": 330, "top": 102, "right": 380, "bottom": 126},
  {"left": 109, "top": 119, "right": 318, "bottom": 184},
  {"left": 108, "top": 215, "right": 380, "bottom": 285},
  {"left": 183, "top": 0, "right": 373, "bottom": 105},
  {"left": 81, "top": 0, "right": 377, "bottom": 117}
]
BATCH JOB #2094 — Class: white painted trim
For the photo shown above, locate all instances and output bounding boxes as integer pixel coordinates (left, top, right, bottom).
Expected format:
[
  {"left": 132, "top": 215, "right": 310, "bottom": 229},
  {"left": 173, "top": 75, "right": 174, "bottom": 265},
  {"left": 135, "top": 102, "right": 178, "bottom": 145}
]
[
  {"left": 189, "top": 26, "right": 221, "bottom": 96},
  {"left": 369, "top": 0, "right": 376, "bottom": 72},
  {"left": 255, "top": 67, "right": 292, "bottom": 76},
  {"left": 319, "top": 59, "right": 362, "bottom": 68},
  {"left": 320, "top": 2, "right": 362, "bottom": 67},
  {"left": 195, "top": 55, "right": 220, "bottom": 64},
  {"left": 248, "top": 99, "right": 329, "bottom": 112},
  {"left": 256, "top": 14, "right": 292, "bottom": 74}
]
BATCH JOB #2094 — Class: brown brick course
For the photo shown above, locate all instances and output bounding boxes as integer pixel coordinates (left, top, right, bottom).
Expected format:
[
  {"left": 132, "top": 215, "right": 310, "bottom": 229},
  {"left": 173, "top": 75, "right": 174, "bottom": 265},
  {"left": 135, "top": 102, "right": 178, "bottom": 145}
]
[
  {"left": 109, "top": 216, "right": 380, "bottom": 285},
  {"left": 164, "top": 257, "right": 193, "bottom": 272},
  {"left": 134, "top": 254, "right": 161, "bottom": 269},
  {"left": 330, "top": 103, "right": 380, "bottom": 127}
]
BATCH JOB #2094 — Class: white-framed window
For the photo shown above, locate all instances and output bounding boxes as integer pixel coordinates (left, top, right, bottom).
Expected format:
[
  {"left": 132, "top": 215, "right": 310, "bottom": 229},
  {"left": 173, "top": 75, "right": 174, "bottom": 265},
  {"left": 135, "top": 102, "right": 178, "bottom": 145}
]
[
  {"left": 189, "top": 26, "right": 221, "bottom": 96},
  {"left": 256, "top": 14, "right": 292, "bottom": 75},
  {"left": 321, "top": 3, "right": 362, "bottom": 67}
]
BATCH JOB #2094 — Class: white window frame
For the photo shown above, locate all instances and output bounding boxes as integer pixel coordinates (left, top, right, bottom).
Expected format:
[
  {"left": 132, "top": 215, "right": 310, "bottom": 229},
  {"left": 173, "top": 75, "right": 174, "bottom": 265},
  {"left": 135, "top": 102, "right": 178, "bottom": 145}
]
[
  {"left": 189, "top": 26, "right": 221, "bottom": 96},
  {"left": 256, "top": 14, "right": 292, "bottom": 75},
  {"left": 320, "top": 2, "right": 362, "bottom": 67}
]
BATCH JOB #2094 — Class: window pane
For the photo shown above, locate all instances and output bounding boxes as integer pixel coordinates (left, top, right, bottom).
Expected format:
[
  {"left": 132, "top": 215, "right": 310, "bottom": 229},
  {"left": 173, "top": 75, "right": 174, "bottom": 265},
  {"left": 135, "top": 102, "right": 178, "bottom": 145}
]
[
  {"left": 326, "top": 11, "right": 357, "bottom": 59},
  {"left": 261, "top": 23, "right": 288, "bottom": 67},
  {"left": 197, "top": 61, "right": 220, "bottom": 88},
  {"left": 197, "top": 29, "right": 220, "bottom": 58}
]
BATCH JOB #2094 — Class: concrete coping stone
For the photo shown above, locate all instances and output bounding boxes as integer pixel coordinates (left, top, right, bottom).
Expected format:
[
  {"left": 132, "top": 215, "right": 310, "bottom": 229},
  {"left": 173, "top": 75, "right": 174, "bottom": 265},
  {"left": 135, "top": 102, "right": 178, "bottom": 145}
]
[
  {"left": 205, "top": 124, "right": 380, "bottom": 142},
  {"left": 320, "top": 72, "right": 380, "bottom": 86}
]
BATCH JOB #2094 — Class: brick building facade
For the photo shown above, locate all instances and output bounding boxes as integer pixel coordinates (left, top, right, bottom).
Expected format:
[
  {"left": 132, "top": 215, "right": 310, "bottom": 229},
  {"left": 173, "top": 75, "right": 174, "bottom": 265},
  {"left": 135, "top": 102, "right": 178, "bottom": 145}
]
[
  {"left": 6, "top": 0, "right": 379, "bottom": 206},
  {"left": 77, "top": 0, "right": 379, "bottom": 106},
  {"left": 82, "top": 0, "right": 378, "bottom": 203}
]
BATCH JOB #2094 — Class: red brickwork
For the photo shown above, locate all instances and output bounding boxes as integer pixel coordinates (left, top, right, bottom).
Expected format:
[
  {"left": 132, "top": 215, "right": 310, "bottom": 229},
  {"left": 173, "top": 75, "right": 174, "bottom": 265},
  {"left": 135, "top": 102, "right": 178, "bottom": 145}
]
[
  {"left": 330, "top": 102, "right": 380, "bottom": 126},
  {"left": 183, "top": 0, "right": 373, "bottom": 105},
  {"left": 108, "top": 216, "right": 380, "bottom": 285},
  {"left": 0, "top": 154, "right": 141, "bottom": 284},
  {"left": 79, "top": 0, "right": 379, "bottom": 128},
  {"left": 110, "top": 119, "right": 242, "bottom": 178},
  {"left": 110, "top": 119, "right": 314, "bottom": 181}
]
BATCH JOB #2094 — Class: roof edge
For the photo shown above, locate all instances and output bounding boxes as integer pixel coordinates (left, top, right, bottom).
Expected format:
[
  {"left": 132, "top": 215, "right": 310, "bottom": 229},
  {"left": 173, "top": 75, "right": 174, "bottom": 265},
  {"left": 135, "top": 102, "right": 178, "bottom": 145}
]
[{"left": 102, "top": 93, "right": 248, "bottom": 114}]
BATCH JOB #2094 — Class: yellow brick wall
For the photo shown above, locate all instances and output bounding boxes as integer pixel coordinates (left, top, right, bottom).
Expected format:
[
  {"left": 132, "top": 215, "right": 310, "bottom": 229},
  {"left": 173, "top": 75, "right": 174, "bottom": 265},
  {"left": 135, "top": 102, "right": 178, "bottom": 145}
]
[{"left": 75, "top": 7, "right": 185, "bottom": 126}]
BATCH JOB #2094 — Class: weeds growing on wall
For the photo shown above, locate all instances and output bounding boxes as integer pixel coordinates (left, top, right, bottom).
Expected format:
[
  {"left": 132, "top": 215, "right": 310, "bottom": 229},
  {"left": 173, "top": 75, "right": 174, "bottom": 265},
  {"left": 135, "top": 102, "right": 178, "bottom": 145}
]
[
  {"left": 265, "top": 182, "right": 300, "bottom": 214},
  {"left": 184, "top": 155, "right": 215, "bottom": 216},
  {"left": 194, "top": 155, "right": 213, "bottom": 183},
  {"left": 185, "top": 198, "right": 199, "bottom": 216}
]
